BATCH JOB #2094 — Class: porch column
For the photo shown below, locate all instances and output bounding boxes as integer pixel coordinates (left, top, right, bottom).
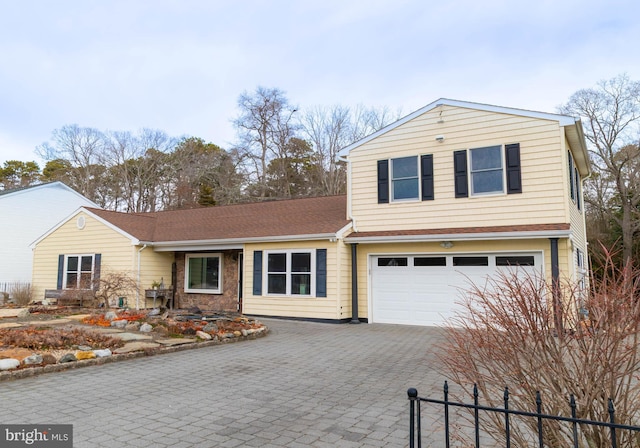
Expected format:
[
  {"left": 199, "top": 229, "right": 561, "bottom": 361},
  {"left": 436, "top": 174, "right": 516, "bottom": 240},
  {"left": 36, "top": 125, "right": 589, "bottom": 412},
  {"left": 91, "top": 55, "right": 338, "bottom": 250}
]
[
  {"left": 350, "top": 243, "right": 360, "bottom": 324},
  {"left": 550, "top": 238, "right": 562, "bottom": 332}
]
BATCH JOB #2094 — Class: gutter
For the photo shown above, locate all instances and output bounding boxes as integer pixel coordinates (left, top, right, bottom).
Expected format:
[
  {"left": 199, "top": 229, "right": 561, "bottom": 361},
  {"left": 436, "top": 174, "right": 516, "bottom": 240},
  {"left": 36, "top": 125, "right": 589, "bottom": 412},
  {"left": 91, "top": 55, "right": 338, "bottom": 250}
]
[{"left": 344, "top": 229, "right": 573, "bottom": 244}]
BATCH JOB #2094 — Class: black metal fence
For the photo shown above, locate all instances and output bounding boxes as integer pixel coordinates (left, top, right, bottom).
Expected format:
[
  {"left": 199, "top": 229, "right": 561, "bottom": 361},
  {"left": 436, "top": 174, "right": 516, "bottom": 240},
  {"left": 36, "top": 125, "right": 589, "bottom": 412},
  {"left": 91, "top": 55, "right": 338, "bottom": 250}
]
[{"left": 408, "top": 382, "right": 640, "bottom": 448}]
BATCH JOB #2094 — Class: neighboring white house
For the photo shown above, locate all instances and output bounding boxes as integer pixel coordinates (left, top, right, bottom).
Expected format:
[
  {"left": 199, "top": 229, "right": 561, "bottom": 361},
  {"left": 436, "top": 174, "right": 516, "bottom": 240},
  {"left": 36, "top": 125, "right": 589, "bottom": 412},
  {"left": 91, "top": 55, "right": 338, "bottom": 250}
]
[{"left": 0, "top": 182, "right": 98, "bottom": 288}]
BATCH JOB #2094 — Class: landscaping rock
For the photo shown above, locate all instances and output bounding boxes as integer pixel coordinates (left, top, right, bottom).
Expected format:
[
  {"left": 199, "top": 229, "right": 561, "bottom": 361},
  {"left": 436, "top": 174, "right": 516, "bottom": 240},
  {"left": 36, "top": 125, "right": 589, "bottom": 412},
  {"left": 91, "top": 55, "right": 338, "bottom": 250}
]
[
  {"left": 76, "top": 345, "right": 93, "bottom": 351},
  {"left": 125, "top": 321, "right": 141, "bottom": 331},
  {"left": 139, "top": 323, "right": 153, "bottom": 333},
  {"left": 111, "top": 319, "right": 128, "bottom": 328},
  {"left": 75, "top": 351, "right": 96, "bottom": 360},
  {"left": 23, "top": 354, "right": 44, "bottom": 366},
  {"left": 113, "top": 341, "right": 160, "bottom": 354},
  {"left": 196, "top": 331, "right": 212, "bottom": 340},
  {"left": 17, "top": 309, "right": 30, "bottom": 318},
  {"left": 59, "top": 353, "right": 77, "bottom": 363},
  {"left": 93, "top": 349, "right": 112, "bottom": 358},
  {"left": 105, "top": 311, "right": 118, "bottom": 321},
  {"left": 0, "top": 359, "right": 20, "bottom": 370},
  {"left": 153, "top": 325, "right": 169, "bottom": 337},
  {"left": 203, "top": 323, "right": 218, "bottom": 332},
  {"left": 233, "top": 331, "right": 242, "bottom": 337},
  {"left": 41, "top": 354, "right": 57, "bottom": 365},
  {"left": 148, "top": 308, "right": 160, "bottom": 316}
]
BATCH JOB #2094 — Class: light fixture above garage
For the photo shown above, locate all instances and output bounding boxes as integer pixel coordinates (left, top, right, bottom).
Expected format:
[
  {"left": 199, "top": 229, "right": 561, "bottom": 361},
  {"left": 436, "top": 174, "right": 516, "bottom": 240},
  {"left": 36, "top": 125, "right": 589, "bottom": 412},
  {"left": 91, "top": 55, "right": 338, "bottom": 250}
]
[{"left": 440, "top": 241, "right": 454, "bottom": 249}]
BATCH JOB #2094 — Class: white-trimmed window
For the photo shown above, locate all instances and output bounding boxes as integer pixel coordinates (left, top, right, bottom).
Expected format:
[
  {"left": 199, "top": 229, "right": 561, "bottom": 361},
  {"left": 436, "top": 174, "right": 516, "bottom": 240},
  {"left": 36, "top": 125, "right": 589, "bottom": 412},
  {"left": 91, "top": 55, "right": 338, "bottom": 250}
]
[
  {"left": 470, "top": 145, "right": 504, "bottom": 195},
  {"left": 266, "top": 250, "right": 315, "bottom": 296},
  {"left": 185, "top": 253, "right": 223, "bottom": 294},
  {"left": 391, "top": 156, "right": 419, "bottom": 201},
  {"left": 64, "top": 254, "right": 96, "bottom": 289}
]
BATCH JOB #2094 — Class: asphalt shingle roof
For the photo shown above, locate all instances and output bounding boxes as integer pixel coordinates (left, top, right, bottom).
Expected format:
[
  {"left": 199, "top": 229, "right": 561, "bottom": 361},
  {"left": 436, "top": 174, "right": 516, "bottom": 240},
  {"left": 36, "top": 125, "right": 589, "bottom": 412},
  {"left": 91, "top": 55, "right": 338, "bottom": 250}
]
[{"left": 86, "top": 195, "right": 350, "bottom": 243}]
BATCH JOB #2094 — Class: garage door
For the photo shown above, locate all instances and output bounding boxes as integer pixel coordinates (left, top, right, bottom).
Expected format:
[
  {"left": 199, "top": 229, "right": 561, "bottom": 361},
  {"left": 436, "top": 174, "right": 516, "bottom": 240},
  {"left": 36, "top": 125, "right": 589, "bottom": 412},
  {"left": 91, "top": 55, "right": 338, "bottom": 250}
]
[{"left": 370, "top": 253, "right": 542, "bottom": 326}]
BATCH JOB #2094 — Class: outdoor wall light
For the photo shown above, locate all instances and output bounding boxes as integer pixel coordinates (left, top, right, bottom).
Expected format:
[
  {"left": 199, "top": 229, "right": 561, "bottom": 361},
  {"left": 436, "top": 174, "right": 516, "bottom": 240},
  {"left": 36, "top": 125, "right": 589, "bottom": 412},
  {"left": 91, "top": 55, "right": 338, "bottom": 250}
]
[
  {"left": 435, "top": 135, "right": 445, "bottom": 142},
  {"left": 440, "top": 241, "right": 454, "bottom": 249}
]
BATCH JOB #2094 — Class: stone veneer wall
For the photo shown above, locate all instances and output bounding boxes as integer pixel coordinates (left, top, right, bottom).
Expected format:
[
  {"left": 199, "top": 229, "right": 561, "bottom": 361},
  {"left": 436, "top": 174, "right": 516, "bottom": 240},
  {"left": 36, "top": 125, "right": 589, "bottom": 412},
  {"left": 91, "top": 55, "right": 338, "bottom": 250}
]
[{"left": 174, "top": 250, "right": 239, "bottom": 311}]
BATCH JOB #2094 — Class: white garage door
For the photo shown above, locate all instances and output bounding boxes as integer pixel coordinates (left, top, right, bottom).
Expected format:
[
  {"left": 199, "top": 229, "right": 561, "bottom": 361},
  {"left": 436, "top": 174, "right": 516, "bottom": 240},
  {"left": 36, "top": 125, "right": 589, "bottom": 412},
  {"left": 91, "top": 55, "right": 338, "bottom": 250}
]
[{"left": 370, "top": 253, "right": 542, "bottom": 326}]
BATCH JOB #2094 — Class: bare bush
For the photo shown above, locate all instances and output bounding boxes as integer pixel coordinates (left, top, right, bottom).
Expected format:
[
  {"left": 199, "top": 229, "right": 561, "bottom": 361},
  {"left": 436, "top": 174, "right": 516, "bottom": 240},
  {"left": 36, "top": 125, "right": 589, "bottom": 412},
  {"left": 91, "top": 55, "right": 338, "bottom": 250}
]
[
  {"left": 93, "top": 271, "right": 139, "bottom": 308},
  {"left": 9, "top": 282, "right": 32, "bottom": 306},
  {"left": 437, "top": 251, "right": 640, "bottom": 447}
]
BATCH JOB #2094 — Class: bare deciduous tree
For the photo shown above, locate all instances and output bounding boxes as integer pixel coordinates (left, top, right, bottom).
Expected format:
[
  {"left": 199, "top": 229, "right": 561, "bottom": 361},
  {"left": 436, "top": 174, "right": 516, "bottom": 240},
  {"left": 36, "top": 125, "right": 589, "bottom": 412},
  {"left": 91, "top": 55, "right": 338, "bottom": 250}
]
[{"left": 560, "top": 74, "right": 640, "bottom": 264}]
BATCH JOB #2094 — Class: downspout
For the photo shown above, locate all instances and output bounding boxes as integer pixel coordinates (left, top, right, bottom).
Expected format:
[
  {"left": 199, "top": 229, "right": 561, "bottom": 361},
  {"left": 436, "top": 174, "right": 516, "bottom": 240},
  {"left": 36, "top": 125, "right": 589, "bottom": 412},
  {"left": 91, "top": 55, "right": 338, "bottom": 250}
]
[
  {"left": 137, "top": 244, "right": 148, "bottom": 310},
  {"left": 350, "top": 243, "right": 360, "bottom": 324},
  {"left": 550, "top": 238, "right": 562, "bottom": 333}
]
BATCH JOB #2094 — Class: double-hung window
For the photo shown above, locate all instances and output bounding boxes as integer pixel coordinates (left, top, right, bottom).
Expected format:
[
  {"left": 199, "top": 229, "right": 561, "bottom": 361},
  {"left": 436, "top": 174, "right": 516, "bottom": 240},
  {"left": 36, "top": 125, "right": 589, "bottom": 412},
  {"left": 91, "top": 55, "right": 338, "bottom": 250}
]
[
  {"left": 185, "top": 253, "right": 222, "bottom": 294},
  {"left": 377, "top": 155, "right": 434, "bottom": 203},
  {"left": 469, "top": 145, "right": 504, "bottom": 195},
  {"left": 64, "top": 254, "right": 95, "bottom": 289},
  {"left": 267, "top": 250, "right": 314, "bottom": 296},
  {"left": 454, "top": 143, "right": 521, "bottom": 197},
  {"left": 391, "top": 156, "right": 419, "bottom": 201}
]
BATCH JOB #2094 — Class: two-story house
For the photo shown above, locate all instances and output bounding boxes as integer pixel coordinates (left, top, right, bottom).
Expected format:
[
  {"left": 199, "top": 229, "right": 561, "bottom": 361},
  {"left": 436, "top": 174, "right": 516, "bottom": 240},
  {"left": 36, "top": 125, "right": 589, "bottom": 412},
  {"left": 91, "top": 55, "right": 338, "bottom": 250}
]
[{"left": 30, "top": 99, "right": 589, "bottom": 326}]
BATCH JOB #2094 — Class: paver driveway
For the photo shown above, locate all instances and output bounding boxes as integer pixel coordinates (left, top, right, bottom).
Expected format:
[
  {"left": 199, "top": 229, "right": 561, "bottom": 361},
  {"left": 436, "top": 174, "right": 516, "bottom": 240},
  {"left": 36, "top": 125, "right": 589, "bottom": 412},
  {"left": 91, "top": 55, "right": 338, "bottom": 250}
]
[{"left": 0, "top": 319, "right": 447, "bottom": 447}]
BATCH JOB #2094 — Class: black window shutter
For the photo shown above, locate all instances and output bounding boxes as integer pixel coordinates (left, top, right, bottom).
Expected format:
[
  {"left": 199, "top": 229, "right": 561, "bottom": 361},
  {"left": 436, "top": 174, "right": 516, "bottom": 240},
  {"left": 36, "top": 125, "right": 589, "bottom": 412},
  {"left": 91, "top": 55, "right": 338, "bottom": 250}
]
[
  {"left": 575, "top": 168, "right": 581, "bottom": 210},
  {"left": 453, "top": 150, "right": 468, "bottom": 198},
  {"left": 421, "top": 154, "right": 434, "bottom": 201},
  {"left": 93, "top": 254, "right": 102, "bottom": 291},
  {"left": 568, "top": 151, "right": 575, "bottom": 200},
  {"left": 316, "top": 249, "right": 327, "bottom": 297},
  {"left": 377, "top": 160, "right": 389, "bottom": 203},
  {"left": 56, "top": 254, "right": 64, "bottom": 289},
  {"left": 505, "top": 143, "right": 522, "bottom": 194},
  {"left": 253, "top": 251, "right": 263, "bottom": 295}
]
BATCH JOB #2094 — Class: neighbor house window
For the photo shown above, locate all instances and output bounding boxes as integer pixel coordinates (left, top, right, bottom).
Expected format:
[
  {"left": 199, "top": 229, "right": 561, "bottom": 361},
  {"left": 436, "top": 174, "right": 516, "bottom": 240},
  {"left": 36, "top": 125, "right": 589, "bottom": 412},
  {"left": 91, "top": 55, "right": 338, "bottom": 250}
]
[
  {"left": 266, "top": 250, "right": 314, "bottom": 296},
  {"left": 185, "top": 253, "right": 222, "bottom": 294},
  {"left": 470, "top": 145, "right": 504, "bottom": 195},
  {"left": 64, "top": 254, "right": 96, "bottom": 289}
]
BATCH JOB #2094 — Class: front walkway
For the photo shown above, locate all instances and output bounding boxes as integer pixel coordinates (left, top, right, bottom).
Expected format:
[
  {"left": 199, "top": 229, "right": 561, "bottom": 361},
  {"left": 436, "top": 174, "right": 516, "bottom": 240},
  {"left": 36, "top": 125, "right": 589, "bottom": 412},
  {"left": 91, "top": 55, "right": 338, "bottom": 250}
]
[{"left": 0, "top": 319, "right": 447, "bottom": 447}]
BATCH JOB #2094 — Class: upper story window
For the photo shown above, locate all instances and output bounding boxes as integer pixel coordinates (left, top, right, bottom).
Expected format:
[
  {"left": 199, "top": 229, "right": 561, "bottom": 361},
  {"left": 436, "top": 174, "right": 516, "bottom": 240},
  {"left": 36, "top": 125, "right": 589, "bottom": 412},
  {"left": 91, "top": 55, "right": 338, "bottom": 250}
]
[
  {"left": 567, "top": 151, "right": 582, "bottom": 212},
  {"left": 391, "top": 156, "right": 419, "bottom": 201},
  {"left": 454, "top": 143, "right": 522, "bottom": 198},
  {"left": 469, "top": 145, "right": 504, "bottom": 195},
  {"left": 185, "top": 253, "right": 222, "bottom": 294},
  {"left": 64, "top": 254, "right": 96, "bottom": 289},
  {"left": 377, "top": 155, "right": 434, "bottom": 204}
]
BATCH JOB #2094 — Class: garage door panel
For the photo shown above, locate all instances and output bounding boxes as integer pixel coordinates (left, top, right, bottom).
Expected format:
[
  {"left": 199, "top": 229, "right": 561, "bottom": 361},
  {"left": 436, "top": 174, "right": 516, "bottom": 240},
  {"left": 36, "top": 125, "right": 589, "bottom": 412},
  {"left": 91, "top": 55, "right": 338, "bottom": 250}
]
[{"left": 371, "top": 253, "right": 541, "bottom": 326}]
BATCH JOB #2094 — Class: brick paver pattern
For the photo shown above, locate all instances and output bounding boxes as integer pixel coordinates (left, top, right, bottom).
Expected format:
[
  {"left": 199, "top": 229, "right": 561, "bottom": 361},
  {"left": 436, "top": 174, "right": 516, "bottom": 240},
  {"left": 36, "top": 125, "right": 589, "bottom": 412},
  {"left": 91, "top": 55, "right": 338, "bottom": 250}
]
[{"left": 0, "top": 319, "right": 447, "bottom": 447}]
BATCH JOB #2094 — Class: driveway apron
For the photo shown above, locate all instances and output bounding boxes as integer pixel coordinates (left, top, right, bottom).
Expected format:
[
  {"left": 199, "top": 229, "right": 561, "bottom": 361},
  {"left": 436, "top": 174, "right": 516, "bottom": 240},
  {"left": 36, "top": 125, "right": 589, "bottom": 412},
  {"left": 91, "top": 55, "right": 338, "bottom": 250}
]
[{"left": 0, "top": 319, "right": 447, "bottom": 447}]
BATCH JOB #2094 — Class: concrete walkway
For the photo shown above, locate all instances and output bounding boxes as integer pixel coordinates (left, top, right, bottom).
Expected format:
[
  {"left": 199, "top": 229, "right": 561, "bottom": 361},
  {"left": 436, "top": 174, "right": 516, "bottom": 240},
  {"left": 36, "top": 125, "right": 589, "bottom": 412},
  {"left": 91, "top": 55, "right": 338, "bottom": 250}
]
[{"left": 0, "top": 319, "right": 448, "bottom": 447}]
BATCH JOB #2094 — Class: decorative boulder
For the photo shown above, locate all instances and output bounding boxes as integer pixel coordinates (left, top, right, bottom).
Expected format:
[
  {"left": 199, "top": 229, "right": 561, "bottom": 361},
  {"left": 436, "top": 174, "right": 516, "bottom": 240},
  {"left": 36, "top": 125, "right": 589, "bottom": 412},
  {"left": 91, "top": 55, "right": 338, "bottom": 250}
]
[
  {"left": 59, "top": 353, "right": 77, "bottom": 363},
  {"left": 75, "top": 351, "right": 96, "bottom": 360},
  {"left": 22, "top": 354, "right": 44, "bottom": 366},
  {"left": 111, "top": 319, "right": 128, "bottom": 328},
  {"left": 203, "top": 323, "right": 218, "bottom": 333},
  {"left": 105, "top": 311, "right": 118, "bottom": 321},
  {"left": 41, "top": 354, "right": 57, "bottom": 365},
  {"left": 139, "top": 323, "right": 153, "bottom": 333},
  {"left": 196, "top": 331, "right": 212, "bottom": 340},
  {"left": 0, "top": 359, "right": 20, "bottom": 371},
  {"left": 93, "top": 349, "right": 112, "bottom": 358}
]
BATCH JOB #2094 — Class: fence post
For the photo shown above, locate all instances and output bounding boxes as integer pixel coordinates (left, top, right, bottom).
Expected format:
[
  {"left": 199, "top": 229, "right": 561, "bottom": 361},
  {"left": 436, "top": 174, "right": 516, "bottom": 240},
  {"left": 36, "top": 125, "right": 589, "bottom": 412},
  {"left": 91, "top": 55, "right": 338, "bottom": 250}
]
[
  {"left": 608, "top": 398, "right": 617, "bottom": 448},
  {"left": 408, "top": 388, "right": 418, "bottom": 448}
]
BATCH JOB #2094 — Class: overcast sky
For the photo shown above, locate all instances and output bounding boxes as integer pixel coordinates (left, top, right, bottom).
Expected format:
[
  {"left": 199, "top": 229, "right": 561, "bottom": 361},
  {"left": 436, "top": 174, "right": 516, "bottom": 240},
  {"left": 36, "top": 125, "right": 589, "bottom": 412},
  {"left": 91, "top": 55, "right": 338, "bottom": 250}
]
[{"left": 1, "top": 0, "right": 638, "bottom": 164}]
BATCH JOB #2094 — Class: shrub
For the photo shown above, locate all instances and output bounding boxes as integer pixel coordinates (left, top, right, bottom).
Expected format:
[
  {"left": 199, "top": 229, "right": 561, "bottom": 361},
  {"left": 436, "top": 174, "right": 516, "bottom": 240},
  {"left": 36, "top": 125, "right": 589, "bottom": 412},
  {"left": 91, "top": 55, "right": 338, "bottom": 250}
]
[
  {"left": 9, "top": 282, "right": 32, "bottom": 306},
  {"left": 437, "top": 250, "right": 640, "bottom": 447}
]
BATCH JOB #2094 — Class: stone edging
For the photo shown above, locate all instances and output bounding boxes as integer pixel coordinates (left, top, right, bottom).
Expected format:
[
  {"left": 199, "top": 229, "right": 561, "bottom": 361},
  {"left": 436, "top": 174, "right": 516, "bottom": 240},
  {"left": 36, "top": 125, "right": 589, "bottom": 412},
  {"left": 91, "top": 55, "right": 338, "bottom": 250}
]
[{"left": 0, "top": 327, "right": 269, "bottom": 382}]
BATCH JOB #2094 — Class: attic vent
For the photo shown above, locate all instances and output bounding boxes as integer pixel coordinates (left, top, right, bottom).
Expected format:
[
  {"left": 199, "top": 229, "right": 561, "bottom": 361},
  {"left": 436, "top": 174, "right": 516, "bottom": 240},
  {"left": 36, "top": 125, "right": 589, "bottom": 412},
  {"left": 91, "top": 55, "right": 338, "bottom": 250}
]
[{"left": 77, "top": 216, "right": 86, "bottom": 230}]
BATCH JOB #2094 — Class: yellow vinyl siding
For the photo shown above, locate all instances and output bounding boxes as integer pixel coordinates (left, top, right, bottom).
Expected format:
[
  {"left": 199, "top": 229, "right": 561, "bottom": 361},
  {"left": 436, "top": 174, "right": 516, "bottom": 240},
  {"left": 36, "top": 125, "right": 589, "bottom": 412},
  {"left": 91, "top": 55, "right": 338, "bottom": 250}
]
[
  {"left": 243, "top": 240, "right": 347, "bottom": 320},
  {"left": 138, "top": 248, "right": 175, "bottom": 308},
  {"left": 349, "top": 106, "right": 569, "bottom": 232},
  {"left": 32, "top": 211, "right": 173, "bottom": 307}
]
